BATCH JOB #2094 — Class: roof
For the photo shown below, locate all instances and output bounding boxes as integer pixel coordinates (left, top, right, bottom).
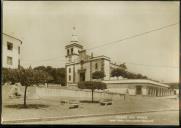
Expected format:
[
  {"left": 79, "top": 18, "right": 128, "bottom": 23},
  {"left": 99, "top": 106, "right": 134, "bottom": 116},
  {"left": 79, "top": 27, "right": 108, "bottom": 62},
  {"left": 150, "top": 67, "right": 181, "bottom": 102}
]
[
  {"left": 102, "top": 79, "right": 170, "bottom": 88},
  {"left": 65, "top": 43, "right": 83, "bottom": 49},
  {"left": 90, "top": 55, "right": 110, "bottom": 61},
  {"left": 3, "top": 33, "right": 22, "bottom": 44}
]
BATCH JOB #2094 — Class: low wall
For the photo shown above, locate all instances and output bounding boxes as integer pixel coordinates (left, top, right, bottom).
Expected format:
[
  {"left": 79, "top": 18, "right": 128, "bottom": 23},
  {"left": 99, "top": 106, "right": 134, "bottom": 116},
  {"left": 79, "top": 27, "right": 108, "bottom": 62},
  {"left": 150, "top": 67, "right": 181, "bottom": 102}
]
[{"left": 35, "top": 87, "right": 118, "bottom": 100}]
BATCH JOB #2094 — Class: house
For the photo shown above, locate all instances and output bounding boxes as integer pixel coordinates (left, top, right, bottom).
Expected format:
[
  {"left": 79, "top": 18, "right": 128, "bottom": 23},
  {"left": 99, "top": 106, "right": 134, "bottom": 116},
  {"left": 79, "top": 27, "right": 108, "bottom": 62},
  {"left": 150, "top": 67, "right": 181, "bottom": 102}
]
[{"left": 2, "top": 33, "right": 22, "bottom": 69}]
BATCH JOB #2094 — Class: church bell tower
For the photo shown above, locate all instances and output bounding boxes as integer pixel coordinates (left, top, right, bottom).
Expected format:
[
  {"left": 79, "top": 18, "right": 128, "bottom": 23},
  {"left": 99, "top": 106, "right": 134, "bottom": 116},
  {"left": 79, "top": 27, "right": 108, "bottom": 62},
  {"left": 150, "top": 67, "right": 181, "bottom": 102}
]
[{"left": 65, "top": 27, "right": 83, "bottom": 63}]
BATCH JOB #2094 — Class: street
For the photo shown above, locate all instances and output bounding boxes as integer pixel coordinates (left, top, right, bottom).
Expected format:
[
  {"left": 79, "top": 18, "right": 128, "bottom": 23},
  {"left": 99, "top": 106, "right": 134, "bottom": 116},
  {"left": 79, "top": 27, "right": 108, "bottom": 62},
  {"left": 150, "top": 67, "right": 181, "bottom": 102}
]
[{"left": 19, "top": 110, "right": 179, "bottom": 125}]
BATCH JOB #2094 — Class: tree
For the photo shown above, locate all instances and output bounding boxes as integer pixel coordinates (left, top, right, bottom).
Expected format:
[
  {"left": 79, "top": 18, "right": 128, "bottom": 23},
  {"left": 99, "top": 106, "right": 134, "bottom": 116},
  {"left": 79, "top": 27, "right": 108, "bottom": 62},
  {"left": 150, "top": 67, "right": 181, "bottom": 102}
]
[
  {"left": 92, "top": 71, "right": 105, "bottom": 80},
  {"left": 119, "top": 63, "right": 127, "bottom": 70},
  {"left": 111, "top": 68, "right": 126, "bottom": 79},
  {"left": 34, "top": 66, "right": 66, "bottom": 86},
  {"left": 2, "top": 67, "right": 51, "bottom": 108},
  {"left": 54, "top": 68, "right": 65, "bottom": 85},
  {"left": 2, "top": 68, "right": 11, "bottom": 84},
  {"left": 34, "top": 66, "right": 46, "bottom": 71},
  {"left": 78, "top": 81, "right": 107, "bottom": 103}
]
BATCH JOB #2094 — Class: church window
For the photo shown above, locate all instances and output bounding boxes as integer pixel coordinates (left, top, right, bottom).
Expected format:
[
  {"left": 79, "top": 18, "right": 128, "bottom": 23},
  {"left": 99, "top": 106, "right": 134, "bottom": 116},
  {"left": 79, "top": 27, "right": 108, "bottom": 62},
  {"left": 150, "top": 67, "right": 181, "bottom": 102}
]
[
  {"left": 95, "top": 63, "right": 98, "bottom": 69},
  {"left": 69, "top": 68, "right": 71, "bottom": 73},
  {"left": 69, "top": 75, "right": 71, "bottom": 81},
  {"left": 71, "top": 48, "right": 73, "bottom": 54},
  {"left": 67, "top": 49, "right": 70, "bottom": 55}
]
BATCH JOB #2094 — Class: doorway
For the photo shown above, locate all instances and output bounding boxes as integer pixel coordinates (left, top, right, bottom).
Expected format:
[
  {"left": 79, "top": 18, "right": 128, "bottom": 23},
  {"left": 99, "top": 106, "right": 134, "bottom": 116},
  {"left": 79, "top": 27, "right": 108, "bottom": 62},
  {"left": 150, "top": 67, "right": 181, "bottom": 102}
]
[
  {"left": 136, "top": 86, "right": 142, "bottom": 95},
  {"left": 80, "top": 72, "right": 85, "bottom": 82}
]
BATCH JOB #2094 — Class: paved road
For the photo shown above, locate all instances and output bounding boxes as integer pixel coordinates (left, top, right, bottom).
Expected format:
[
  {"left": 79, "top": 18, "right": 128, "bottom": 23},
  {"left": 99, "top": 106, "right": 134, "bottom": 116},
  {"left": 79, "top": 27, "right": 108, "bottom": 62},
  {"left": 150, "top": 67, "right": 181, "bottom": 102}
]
[{"left": 19, "top": 110, "right": 179, "bottom": 125}]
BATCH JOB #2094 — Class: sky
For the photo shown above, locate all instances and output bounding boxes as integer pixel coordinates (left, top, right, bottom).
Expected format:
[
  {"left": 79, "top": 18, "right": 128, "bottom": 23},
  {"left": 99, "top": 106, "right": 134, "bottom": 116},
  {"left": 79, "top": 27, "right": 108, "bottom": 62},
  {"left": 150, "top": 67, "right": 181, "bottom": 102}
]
[{"left": 3, "top": 1, "right": 179, "bottom": 83}]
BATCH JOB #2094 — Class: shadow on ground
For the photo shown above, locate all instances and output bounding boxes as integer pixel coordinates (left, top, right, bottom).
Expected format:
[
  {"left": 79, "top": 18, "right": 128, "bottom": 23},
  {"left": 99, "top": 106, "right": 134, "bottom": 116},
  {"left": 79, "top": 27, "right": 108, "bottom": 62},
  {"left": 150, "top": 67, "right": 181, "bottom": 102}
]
[
  {"left": 4, "top": 104, "right": 49, "bottom": 109},
  {"left": 80, "top": 100, "right": 99, "bottom": 103}
]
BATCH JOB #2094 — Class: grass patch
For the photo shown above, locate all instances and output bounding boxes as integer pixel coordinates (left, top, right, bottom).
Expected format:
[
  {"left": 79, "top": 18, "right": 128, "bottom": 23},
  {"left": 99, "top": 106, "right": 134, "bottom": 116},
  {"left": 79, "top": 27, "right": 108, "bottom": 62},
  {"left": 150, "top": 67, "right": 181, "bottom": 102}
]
[{"left": 5, "top": 104, "right": 49, "bottom": 109}]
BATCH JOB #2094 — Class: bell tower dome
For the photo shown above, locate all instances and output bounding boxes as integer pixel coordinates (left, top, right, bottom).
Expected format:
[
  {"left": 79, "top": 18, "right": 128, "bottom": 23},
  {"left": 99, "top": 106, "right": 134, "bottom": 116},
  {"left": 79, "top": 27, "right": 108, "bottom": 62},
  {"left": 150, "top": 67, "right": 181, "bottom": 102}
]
[{"left": 65, "top": 27, "right": 83, "bottom": 63}]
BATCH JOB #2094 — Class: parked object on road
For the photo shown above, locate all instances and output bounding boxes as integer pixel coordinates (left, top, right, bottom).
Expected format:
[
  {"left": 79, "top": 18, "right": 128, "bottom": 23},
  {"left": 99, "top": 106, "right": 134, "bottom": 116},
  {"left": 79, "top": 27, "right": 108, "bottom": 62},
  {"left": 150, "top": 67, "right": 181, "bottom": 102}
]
[
  {"left": 68, "top": 100, "right": 80, "bottom": 109},
  {"left": 60, "top": 100, "right": 69, "bottom": 105},
  {"left": 99, "top": 99, "right": 112, "bottom": 106},
  {"left": 60, "top": 99, "right": 80, "bottom": 109}
]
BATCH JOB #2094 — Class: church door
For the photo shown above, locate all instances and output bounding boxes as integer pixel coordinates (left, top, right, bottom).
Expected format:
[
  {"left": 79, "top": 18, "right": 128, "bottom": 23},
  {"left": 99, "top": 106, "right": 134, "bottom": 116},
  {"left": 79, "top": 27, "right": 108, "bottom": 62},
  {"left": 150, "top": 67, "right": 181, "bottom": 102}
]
[{"left": 80, "top": 72, "right": 85, "bottom": 82}]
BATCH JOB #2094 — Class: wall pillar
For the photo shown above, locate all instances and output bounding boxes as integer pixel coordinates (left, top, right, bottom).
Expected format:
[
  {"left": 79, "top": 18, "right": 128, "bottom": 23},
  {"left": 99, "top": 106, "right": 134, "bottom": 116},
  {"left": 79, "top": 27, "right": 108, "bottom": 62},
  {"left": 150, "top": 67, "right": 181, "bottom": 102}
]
[
  {"left": 153, "top": 88, "right": 156, "bottom": 96},
  {"left": 157, "top": 88, "right": 159, "bottom": 97},
  {"left": 151, "top": 88, "right": 153, "bottom": 96},
  {"left": 156, "top": 88, "right": 158, "bottom": 97},
  {"left": 162, "top": 88, "right": 164, "bottom": 97},
  {"left": 142, "top": 86, "right": 147, "bottom": 96},
  {"left": 161, "top": 88, "right": 163, "bottom": 97},
  {"left": 148, "top": 87, "right": 151, "bottom": 96},
  {"left": 158, "top": 88, "right": 161, "bottom": 97}
]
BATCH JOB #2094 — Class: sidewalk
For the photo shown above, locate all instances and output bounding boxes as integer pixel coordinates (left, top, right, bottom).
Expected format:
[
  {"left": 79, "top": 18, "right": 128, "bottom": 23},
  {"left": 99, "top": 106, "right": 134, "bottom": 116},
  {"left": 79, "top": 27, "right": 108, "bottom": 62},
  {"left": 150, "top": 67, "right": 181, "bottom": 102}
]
[{"left": 2, "top": 108, "right": 178, "bottom": 124}]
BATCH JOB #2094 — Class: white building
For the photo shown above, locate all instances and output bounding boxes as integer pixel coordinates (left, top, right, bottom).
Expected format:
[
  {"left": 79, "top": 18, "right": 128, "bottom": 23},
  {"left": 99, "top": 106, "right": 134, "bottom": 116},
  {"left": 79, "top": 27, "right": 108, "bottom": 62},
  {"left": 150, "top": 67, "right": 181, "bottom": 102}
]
[{"left": 2, "top": 33, "right": 22, "bottom": 69}]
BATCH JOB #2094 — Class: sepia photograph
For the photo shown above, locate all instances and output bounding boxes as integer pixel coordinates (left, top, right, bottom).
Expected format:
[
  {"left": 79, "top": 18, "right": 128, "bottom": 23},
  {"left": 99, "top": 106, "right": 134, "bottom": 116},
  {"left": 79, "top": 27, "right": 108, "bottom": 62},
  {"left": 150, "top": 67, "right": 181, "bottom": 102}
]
[{"left": 1, "top": 1, "right": 180, "bottom": 125}]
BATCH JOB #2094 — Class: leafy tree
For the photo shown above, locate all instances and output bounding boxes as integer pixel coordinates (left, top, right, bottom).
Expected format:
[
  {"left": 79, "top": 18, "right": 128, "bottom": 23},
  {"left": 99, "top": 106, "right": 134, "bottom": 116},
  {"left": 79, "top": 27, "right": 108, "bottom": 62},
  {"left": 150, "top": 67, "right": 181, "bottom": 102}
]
[
  {"left": 34, "top": 66, "right": 65, "bottom": 86},
  {"left": 34, "top": 66, "right": 47, "bottom": 71},
  {"left": 125, "top": 72, "right": 148, "bottom": 79},
  {"left": 78, "top": 81, "right": 107, "bottom": 103},
  {"left": 54, "top": 68, "right": 65, "bottom": 85},
  {"left": 119, "top": 63, "right": 127, "bottom": 70},
  {"left": 2, "top": 68, "right": 11, "bottom": 84},
  {"left": 2, "top": 67, "right": 51, "bottom": 107},
  {"left": 92, "top": 71, "right": 105, "bottom": 80},
  {"left": 111, "top": 68, "right": 126, "bottom": 79},
  {"left": 125, "top": 72, "right": 137, "bottom": 79}
]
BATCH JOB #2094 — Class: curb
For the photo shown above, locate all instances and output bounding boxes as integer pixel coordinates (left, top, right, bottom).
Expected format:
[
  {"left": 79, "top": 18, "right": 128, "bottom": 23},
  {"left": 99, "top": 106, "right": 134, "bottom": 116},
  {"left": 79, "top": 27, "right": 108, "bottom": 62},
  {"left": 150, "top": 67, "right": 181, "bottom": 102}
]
[{"left": 2, "top": 109, "right": 178, "bottom": 124}]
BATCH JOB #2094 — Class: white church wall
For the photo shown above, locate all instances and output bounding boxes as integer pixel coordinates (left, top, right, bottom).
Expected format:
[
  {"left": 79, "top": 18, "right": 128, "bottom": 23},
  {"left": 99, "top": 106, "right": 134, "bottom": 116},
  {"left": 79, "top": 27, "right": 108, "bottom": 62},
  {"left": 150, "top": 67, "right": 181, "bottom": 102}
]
[{"left": 104, "top": 59, "right": 110, "bottom": 80}]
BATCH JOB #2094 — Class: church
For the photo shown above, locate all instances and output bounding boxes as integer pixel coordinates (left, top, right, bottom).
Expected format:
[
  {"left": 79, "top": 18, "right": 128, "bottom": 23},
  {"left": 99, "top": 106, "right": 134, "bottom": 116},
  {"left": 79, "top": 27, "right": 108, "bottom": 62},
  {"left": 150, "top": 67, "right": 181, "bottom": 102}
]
[
  {"left": 65, "top": 27, "right": 120, "bottom": 86},
  {"left": 65, "top": 27, "right": 175, "bottom": 97}
]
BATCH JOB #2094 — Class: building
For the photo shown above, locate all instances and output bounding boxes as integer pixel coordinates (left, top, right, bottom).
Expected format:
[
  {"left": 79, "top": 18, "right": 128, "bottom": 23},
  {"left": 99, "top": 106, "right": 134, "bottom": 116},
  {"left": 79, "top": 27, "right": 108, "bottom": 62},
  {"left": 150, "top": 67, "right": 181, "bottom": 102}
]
[
  {"left": 103, "top": 79, "right": 174, "bottom": 96},
  {"left": 65, "top": 28, "right": 120, "bottom": 86},
  {"left": 65, "top": 28, "right": 175, "bottom": 96},
  {"left": 2, "top": 33, "right": 22, "bottom": 69}
]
